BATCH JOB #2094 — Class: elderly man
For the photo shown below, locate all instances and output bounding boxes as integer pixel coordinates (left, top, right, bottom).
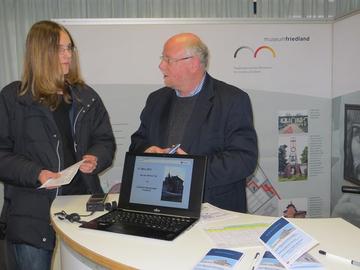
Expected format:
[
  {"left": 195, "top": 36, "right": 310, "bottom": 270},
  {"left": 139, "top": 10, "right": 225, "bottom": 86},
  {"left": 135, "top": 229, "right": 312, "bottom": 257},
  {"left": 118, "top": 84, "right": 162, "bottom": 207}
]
[{"left": 130, "top": 33, "right": 258, "bottom": 212}]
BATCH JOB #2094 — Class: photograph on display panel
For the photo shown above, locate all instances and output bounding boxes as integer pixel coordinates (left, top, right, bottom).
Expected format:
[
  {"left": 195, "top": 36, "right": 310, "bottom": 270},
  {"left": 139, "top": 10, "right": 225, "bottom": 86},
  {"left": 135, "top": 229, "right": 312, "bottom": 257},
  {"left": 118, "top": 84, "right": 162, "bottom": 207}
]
[
  {"left": 344, "top": 104, "right": 360, "bottom": 186},
  {"left": 278, "top": 111, "right": 308, "bottom": 182}
]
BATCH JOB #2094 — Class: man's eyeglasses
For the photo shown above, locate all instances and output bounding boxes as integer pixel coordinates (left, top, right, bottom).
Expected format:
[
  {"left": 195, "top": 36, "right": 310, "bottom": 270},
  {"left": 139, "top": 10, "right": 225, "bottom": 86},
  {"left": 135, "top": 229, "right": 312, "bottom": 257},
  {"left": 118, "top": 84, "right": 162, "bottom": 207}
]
[
  {"left": 160, "top": 55, "right": 193, "bottom": 64},
  {"left": 58, "top": 44, "right": 76, "bottom": 54}
]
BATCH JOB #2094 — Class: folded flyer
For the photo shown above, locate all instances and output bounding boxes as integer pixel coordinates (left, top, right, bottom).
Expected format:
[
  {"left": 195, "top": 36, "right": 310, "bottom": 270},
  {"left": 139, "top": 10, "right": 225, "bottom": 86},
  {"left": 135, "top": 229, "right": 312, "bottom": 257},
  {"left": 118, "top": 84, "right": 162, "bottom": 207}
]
[
  {"left": 193, "top": 248, "right": 244, "bottom": 270},
  {"left": 259, "top": 217, "right": 319, "bottom": 269},
  {"left": 254, "top": 251, "right": 324, "bottom": 270}
]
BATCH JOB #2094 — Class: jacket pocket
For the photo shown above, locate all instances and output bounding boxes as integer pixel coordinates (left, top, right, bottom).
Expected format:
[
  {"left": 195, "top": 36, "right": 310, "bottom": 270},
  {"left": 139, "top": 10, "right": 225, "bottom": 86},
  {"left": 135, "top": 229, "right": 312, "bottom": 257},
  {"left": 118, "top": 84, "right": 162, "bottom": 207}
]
[{"left": 8, "top": 188, "right": 50, "bottom": 220}]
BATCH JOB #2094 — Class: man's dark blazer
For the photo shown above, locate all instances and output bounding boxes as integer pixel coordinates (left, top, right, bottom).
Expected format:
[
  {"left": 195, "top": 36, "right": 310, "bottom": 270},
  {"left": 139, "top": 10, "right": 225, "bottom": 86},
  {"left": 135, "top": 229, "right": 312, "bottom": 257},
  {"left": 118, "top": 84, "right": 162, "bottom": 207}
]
[{"left": 130, "top": 73, "right": 258, "bottom": 212}]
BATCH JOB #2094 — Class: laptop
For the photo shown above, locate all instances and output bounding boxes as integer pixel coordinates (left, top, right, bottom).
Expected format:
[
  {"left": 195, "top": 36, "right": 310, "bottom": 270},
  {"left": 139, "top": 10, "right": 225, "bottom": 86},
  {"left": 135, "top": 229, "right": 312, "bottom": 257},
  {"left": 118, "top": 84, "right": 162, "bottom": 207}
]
[{"left": 80, "top": 152, "right": 207, "bottom": 241}]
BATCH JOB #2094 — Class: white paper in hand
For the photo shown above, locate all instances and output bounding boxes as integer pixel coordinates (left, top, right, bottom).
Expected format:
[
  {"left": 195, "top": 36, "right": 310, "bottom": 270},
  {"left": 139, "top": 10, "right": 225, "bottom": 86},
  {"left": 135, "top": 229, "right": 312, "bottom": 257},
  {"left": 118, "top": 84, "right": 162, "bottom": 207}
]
[{"left": 39, "top": 160, "right": 84, "bottom": 189}]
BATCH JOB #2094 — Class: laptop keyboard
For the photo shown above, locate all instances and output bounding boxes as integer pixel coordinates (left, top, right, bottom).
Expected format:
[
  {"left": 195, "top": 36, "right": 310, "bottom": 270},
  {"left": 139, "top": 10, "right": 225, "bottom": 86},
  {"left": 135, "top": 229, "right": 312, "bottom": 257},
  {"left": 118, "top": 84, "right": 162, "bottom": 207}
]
[{"left": 97, "top": 210, "right": 192, "bottom": 233}]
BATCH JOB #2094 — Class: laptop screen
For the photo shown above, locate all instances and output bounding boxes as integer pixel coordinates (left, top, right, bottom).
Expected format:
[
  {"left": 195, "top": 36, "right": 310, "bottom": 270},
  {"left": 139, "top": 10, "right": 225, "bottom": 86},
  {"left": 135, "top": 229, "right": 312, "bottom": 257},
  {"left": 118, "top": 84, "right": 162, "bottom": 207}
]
[{"left": 119, "top": 152, "right": 207, "bottom": 218}]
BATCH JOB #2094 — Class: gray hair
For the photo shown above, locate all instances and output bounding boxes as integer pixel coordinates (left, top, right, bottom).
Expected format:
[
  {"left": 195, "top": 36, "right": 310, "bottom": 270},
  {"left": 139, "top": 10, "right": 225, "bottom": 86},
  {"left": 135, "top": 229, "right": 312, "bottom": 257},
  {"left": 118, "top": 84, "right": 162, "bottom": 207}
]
[{"left": 185, "top": 38, "right": 209, "bottom": 70}]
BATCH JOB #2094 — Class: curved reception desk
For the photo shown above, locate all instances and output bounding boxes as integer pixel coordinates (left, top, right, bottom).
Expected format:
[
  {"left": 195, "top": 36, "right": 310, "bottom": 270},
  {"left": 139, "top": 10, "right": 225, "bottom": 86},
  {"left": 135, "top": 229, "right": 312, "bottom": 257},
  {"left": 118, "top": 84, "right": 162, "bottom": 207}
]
[{"left": 51, "top": 194, "right": 360, "bottom": 270}]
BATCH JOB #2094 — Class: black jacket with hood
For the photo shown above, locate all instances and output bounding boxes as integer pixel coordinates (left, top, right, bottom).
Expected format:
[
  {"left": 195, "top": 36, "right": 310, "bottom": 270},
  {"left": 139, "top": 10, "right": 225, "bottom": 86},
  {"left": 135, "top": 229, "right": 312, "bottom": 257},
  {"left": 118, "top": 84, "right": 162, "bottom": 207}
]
[{"left": 0, "top": 81, "right": 116, "bottom": 250}]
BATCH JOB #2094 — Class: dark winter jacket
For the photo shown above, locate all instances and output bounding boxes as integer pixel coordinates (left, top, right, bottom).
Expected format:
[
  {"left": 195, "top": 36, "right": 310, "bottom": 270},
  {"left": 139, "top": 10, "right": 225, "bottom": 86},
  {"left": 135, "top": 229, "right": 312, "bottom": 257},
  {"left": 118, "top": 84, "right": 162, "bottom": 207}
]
[
  {"left": 0, "top": 81, "right": 116, "bottom": 250},
  {"left": 130, "top": 74, "right": 258, "bottom": 213}
]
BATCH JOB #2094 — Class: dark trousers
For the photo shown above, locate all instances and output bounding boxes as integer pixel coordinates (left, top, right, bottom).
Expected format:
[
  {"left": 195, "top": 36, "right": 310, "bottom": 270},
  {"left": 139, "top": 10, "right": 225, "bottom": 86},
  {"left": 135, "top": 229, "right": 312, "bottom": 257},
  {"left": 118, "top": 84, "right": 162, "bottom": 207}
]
[
  {"left": 13, "top": 243, "right": 53, "bottom": 270},
  {"left": 0, "top": 239, "right": 16, "bottom": 270}
]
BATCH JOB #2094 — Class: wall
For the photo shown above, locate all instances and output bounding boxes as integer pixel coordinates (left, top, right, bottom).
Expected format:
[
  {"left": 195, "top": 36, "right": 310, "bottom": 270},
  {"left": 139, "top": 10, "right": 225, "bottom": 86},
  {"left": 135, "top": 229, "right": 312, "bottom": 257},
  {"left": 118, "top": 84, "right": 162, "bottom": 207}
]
[{"left": 56, "top": 18, "right": 332, "bottom": 217}]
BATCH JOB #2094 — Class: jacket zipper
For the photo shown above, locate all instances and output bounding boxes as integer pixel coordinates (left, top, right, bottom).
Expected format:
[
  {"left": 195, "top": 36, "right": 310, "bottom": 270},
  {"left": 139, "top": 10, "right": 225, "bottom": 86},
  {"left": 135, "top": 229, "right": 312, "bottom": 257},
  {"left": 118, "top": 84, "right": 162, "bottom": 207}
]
[
  {"left": 73, "top": 106, "right": 84, "bottom": 153},
  {"left": 55, "top": 139, "right": 60, "bottom": 197},
  {"left": 55, "top": 139, "right": 60, "bottom": 172}
]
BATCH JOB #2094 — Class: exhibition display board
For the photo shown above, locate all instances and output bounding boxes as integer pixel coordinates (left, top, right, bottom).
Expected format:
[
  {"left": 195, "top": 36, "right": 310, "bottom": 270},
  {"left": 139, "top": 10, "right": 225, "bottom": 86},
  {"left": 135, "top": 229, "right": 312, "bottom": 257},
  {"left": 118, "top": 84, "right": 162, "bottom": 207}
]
[{"left": 56, "top": 18, "right": 335, "bottom": 218}]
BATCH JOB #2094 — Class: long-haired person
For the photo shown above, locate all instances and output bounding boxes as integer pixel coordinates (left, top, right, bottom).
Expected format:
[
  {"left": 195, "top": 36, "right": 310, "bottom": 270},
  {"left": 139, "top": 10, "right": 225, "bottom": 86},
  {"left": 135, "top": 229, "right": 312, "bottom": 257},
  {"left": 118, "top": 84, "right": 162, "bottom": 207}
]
[{"left": 0, "top": 20, "right": 116, "bottom": 270}]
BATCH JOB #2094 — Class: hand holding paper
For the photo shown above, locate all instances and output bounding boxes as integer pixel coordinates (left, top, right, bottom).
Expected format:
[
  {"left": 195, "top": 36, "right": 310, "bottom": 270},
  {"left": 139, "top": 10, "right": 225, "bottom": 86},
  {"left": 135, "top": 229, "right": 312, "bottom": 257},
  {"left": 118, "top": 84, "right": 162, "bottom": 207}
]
[
  {"left": 39, "top": 160, "right": 84, "bottom": 189},
  {"left": 79, "top": 154, "right": 98, "bottom": 174}
]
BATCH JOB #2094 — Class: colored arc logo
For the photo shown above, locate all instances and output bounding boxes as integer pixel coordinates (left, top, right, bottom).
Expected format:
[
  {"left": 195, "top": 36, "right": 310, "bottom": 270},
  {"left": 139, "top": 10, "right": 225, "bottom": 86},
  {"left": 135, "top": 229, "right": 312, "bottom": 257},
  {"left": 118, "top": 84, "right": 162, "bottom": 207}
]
[
  {"left": 254, "top": 46, "right": 276, "bottom": 58},
  {"left": 234, "top": 45, "right": 276, "bottom": 58}
]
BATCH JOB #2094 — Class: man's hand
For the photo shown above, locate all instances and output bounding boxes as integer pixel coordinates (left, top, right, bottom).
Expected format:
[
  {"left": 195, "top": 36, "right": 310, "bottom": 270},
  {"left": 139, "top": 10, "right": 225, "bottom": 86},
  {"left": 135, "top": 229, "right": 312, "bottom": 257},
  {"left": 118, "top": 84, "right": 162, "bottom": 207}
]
[
  {"left": 38, "top": 170, "right": 60, "bottom": 189},
  {"left": 175, "top": 147, "right": 187, "bottom": 155},
  {"left": 145, "top": 145, "right": 187, "bottom": 155},
  {"left": 80, "top": 155, "right": 98, "bottom": 174},
  {"left": 145, "top": 146, "right": 169, "bottom": 154}
]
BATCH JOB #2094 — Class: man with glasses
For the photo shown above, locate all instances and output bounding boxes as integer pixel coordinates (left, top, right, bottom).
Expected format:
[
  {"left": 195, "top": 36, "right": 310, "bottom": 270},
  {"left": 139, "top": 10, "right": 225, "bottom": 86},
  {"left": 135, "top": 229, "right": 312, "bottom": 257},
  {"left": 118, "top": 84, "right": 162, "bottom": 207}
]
[{"left": 130, "top": 33, "right": 258, "bottom": 213}]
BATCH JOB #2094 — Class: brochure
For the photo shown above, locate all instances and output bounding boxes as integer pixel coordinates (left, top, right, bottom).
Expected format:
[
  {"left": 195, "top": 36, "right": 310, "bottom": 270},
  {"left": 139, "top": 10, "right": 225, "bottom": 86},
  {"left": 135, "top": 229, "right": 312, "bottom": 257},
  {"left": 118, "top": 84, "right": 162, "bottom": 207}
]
[
  {"left": 193, "top": 248, "right": 244, "bottom": 270},
  {"left": 200, "top": 203, "right": 239, "bottom": 224},
  {"left": 259, "top": 217, "right": 319, "bottom": 269},
  {"left": 254, "top": 251, "right": 324, "bottom": 270},
  {"left": 204, "top": 222, "right": 268, "bottom": 248}
]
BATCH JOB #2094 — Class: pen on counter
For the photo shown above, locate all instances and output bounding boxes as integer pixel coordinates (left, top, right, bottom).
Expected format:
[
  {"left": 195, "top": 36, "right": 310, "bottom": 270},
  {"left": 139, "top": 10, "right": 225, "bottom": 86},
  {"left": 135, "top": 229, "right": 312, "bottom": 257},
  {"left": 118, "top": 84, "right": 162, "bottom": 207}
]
[
  {"left": 319, "top": 250, "right": 360, "bottom": 267},
  {"left": 250, "top": 252, "right": 260, "bottom": 270}
]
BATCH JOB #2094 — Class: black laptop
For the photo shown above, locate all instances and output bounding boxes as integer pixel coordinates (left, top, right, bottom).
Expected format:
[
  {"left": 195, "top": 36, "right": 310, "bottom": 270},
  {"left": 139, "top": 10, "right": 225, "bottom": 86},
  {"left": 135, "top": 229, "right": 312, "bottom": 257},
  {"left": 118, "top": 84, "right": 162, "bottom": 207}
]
[{"left": 80, "top": 152, "right": 207, "bottom": 241}]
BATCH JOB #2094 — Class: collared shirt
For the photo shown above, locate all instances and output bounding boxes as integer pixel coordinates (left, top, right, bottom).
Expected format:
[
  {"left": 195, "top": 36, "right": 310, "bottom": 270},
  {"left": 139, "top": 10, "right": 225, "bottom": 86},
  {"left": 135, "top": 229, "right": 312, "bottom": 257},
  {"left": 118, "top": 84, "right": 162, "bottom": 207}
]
[{"left": 175, "top": 74, "right": 206, "bottom": 97}]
